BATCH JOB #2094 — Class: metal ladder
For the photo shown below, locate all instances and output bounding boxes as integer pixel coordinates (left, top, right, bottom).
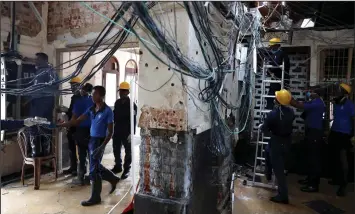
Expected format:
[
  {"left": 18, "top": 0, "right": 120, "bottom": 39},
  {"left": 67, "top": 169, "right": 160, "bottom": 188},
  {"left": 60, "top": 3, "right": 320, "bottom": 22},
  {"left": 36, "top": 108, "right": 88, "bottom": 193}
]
[{"left": 248, "top": 58, "right": 285, "bottom": 189}]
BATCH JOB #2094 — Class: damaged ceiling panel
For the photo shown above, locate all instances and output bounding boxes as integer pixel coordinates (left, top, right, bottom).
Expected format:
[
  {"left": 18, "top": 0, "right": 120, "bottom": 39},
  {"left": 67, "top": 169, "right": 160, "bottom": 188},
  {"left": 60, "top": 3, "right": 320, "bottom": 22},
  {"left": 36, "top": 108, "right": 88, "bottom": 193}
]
[{"left": 254, "top": 1, "right": 354, "bottom": 31}]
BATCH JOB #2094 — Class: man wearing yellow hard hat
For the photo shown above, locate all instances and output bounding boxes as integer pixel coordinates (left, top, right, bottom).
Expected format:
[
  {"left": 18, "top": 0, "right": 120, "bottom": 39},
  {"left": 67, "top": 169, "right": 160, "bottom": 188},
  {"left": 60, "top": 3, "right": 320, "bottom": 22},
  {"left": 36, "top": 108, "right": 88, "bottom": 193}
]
[
  {"left": 111, "top": 81, "right": 138, "bottom": 179},
  {"left": 328, "top": 83, "right": 354, "bottom": 196},
  {"left": 63, "top": 77, "right": 82, "bottom": 176},
  {"left": 265, "top": 38, "right": 290, "bottom": 110},
  {"left": 290, "top": 87, "right": 325, "bottom": 193},
  {"left": 261, "top": 89, "right": 295, "bottom": 204}
]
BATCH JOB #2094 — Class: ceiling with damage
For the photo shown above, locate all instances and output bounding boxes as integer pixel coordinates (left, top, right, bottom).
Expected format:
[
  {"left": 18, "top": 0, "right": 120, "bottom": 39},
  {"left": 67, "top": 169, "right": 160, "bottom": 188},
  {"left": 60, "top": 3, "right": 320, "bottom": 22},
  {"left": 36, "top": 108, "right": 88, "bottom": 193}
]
[
  {"left": 247, "top": 1, "right": 354, "bottom": 31},
  {"left": 288, "top": 1, "right": 354, "bottom": 29}
]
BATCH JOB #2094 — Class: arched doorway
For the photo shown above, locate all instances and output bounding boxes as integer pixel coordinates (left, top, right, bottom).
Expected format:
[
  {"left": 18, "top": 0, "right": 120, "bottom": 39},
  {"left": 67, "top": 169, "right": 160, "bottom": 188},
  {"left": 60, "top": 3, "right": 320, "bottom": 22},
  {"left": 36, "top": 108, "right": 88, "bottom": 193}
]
[
  {"left": 102, "top": 56, "right": 119, "bottom": 107},
  {"left": 125, "top": 60, "right": 138, "bottom": 104}
]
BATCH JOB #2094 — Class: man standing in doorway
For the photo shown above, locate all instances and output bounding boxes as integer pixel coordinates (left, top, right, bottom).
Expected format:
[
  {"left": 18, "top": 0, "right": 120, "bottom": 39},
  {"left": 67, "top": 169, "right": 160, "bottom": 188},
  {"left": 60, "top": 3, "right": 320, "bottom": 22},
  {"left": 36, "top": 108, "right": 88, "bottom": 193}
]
[
  {"left": 261, "top": 89, "right": 295, "bottom": 204},
  {"left": 71, "top": 83, "right": 94, "bottom": 185},
  {"left": 63, "top": 77, "right": 82, "bottom": 176},
  {"left": 290, "top": 88, "right": 325, "bottom": 193},
  {"left": 58, "top": 86, "right": 120, "bottom": 206},
  {"left": 328, "top": 83, "right": 354, "bottom": 196},
  {"left": 111, "top": 82, "right": 137, "bottom": 180}
]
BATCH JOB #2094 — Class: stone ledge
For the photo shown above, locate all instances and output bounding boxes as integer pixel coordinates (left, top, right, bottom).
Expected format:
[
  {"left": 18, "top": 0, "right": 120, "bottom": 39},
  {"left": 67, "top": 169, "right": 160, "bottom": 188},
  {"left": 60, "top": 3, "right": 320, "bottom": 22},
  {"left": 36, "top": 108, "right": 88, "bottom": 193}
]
[{"left": 138, "top": 105, "right": 187, "bottom": 131}]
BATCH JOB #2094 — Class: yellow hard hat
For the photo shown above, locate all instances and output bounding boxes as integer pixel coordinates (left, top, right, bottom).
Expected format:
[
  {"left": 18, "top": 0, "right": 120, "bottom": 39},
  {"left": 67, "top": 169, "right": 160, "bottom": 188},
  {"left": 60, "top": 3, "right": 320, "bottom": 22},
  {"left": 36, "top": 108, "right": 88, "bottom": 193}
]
[
  {"left": 340, "top": 83, "right": 352, "bottom": 94},
  {"left": 70, "top": 77, "right": 82, "bottom": 84},
  {"left": 119, "top": 81, "right": 130, "bottom": 90},
  {"left": 275, "top": 89, "right": 292, "bottom": 105},
  {"left": 269, "top": 37, "right": 281, "bottom": 45}
]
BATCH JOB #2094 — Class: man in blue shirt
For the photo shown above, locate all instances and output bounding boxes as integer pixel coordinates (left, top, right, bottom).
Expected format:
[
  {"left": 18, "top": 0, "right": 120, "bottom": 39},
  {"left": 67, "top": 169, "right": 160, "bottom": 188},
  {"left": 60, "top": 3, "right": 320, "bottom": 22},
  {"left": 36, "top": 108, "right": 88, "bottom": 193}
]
[
  {"left": 328, "top": 83, "right": 354, "bottom": 196},
  {"left": 70, "top": 83, "right": 94, "bottom": 186},
  {"left": 58, "top": 86, "right": 120, "bottom": 206},
  {"left": 62, "top": 77, "right": 82, "bottom": 176},
  {"left": 261, "top": 89, "right": 295, "bottom": 204},
  {"left": 290, "top": 88, "right": 325, "bottom": 193}
]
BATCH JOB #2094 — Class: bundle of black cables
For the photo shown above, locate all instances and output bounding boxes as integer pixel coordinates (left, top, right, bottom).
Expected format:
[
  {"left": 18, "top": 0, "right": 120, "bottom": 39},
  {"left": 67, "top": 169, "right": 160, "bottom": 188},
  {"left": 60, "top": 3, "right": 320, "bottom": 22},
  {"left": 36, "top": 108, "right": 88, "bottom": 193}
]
[{"left": 1, "top": 2, "right": 156, "bottom": 96}]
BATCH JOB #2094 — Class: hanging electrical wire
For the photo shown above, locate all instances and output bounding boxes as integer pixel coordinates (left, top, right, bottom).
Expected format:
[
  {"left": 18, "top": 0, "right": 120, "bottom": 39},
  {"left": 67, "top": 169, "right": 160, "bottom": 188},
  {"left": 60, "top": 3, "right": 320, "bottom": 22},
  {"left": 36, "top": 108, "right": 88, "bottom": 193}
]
[{"left": 1, "top": 2, "right": 157, "bottom": 97}]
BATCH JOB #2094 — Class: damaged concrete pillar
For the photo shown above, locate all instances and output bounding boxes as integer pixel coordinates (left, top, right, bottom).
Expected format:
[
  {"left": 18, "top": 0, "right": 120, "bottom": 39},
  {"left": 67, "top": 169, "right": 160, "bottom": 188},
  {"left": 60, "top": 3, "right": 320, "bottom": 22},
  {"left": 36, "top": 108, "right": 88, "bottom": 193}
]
[{"left": 135, "top": 5, "right": 234, "bottom": 214}]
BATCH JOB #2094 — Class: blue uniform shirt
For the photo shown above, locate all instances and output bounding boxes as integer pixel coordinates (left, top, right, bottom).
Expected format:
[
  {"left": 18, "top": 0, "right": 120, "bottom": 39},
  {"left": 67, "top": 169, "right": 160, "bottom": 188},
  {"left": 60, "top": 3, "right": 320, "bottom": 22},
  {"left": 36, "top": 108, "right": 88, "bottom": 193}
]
[
  {"left": 303, "top": 98, "right": 325, "bottom": 130},
  {"left": 262, "top": 106, "right": 295, "bottom": 137},
  {"left": 85, "top": 103, "right": 114, "bottom": 138},
  {"left": 331, "top": 99, "right": 355, "bottom": 135},
  {"left": 29, "top": 65, "right": 58, "bottom": 121},
  {"left": 73, "top": 95, "right": 94, "bottom": 127}
]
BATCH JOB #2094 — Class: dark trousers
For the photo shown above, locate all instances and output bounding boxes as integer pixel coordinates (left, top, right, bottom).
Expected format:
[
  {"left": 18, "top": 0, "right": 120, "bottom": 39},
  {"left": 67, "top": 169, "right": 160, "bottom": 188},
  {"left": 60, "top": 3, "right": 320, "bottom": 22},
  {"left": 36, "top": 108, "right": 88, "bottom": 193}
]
[
  {"left": 269, "top": 136, "right": 290, "bottom": 199},
  {"left": 67, "top": 129, "right": 77, "bottom": 170},
  {"left": 113, "top": 133, "right": 131, "bottom": 170},
  {"left": 305, "top": 128, "right": 323, "bottom": 187},
  {"left": 265, "top": 144, "right": 272, "bottom": 179},
  {"left": 88, "top": 137, "right": 109, "bottom": 180},
  {"left": 74, "top": 127, "right": 90, "bottom": 176},
  {"left": 265, "top": 142, "right": 289, "bottom": 178},
  {"left": 328, "top": 131, "right": 352, "bottom": 186}
]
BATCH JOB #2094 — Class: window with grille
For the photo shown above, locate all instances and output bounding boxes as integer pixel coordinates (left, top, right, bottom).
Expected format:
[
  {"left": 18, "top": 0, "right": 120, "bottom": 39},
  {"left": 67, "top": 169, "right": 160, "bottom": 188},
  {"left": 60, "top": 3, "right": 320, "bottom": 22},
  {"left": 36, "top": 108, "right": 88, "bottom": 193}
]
[
  {"left": 319, "top": 47, "right": 354, "bottom": 131},
  {"left": 321, "top": 47, "right": 354, "bottom": 80}
]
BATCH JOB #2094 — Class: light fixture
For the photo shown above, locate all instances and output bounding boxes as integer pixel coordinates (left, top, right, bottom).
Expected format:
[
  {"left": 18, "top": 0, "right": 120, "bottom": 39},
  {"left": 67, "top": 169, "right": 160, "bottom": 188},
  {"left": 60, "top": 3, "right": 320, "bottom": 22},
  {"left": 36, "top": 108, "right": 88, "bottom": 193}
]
[
  {"left": 301, "top": 18, "right": 315, "bottom": 28},
  {"left": 262, "top": 2, "right": 268, "bottom": 6},
  {"left": 282, "top": 2, "right": 286, "bottom": 6}
]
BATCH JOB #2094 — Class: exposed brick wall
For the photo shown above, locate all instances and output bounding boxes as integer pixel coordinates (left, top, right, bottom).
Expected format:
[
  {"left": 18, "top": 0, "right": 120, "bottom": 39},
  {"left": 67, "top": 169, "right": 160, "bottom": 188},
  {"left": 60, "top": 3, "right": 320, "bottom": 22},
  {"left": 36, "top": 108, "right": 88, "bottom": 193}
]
[
  {"left": 252, "top": 52, "right": 310, "bottom": 136},
  {"left": 0, "top": 2, "right": 42, "bottom": 37},
  {"left": 47, "top": 2, "right": 118, "bottom": 42},
  {"left": 138, "top": 106, "right": 187, "bottom": 132},
  {"left": 139, "top": 129, "right": 192, "bottom": 199}
]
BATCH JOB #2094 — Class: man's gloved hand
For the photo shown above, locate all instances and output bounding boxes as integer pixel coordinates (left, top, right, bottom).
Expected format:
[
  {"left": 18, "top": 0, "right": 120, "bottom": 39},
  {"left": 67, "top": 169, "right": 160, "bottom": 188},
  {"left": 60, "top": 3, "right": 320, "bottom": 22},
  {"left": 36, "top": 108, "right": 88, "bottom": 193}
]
[{"left": 92, "top": 144, "right": 106, "bottom": 159}]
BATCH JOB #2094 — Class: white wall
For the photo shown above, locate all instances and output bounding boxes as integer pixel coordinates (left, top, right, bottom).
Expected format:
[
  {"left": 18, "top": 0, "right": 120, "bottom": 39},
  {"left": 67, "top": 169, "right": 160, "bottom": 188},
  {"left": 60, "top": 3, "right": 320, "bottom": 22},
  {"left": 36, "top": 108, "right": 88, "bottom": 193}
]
[
  {"left": 137, "top": 9, "right": 189, "bottom": 119},
  {"left": 59, "top": 49, "right": 140, "bottom": 107},
  {"left": 263, "top": 29, "right": 354, "bottom": 86}
]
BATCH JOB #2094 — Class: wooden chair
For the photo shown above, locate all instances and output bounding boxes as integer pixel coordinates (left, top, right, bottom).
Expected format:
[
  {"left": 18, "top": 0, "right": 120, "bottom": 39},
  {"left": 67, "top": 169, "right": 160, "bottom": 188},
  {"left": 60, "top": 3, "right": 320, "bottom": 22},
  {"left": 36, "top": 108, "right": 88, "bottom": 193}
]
[{"left": 17, "top": 127, "right": 57, "bottom": 190}]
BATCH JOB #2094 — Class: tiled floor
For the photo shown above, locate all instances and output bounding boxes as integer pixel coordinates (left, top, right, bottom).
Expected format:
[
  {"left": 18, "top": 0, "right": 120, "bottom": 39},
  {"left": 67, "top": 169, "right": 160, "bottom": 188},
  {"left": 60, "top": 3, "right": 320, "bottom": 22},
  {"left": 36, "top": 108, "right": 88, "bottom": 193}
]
[
  {"left": 1, "top": 139, "right": 141, "bottom": 214},
  {"left": 1, "top": 136, "right": 353, "bottom": 214}
]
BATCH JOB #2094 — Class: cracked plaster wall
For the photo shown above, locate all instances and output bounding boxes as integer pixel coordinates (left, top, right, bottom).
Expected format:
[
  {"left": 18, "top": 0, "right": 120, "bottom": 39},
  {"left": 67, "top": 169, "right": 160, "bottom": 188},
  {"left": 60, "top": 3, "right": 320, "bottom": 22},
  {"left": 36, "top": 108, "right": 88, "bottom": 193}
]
[
  {"left": 47, "top": 1, "right": 119, "bottom": 42},
  {"left": 135, "top": 8, "right": 208, "bottom": 212},
  {"left": 1, "top": 2, "right": 66, "bottom": 63}
]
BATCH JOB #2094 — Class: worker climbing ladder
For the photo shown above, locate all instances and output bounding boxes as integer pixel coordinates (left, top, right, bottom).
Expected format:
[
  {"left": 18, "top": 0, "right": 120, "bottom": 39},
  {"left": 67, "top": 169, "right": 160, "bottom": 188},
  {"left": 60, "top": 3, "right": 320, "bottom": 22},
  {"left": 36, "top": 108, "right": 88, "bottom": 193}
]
[{"left": 246, "top": 58, "right": 285, "bottom": 189}]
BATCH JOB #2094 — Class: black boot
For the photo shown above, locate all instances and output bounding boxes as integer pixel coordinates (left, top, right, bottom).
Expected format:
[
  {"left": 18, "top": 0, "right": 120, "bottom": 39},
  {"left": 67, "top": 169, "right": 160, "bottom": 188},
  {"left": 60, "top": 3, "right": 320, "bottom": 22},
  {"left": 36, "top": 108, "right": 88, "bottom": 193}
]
[
  {"left": 101, "top": 168, "right": 120, "bottom": 194},
  {"left": 72, "top": 173, "right": 85, "bottom": 186},
  {"left": 63, "top": 167, "right": 77, "bottom": 176},
  {"left": 336, "top": 185, "right": 347, "bottom": 197},
  {"left": 270, "top": 195, "right": 289, "bottom": 204},
  {"left": 81, "top": 179, "right": 102, "bottom": 206},
  {"left": 84, "top": 175, "right": 91, "bottom": 185},
  {"left": 121, "top": 168, "right": 130, "bottom": 180},
  {"left": 111, "top": 165, "right": 122, "bottom": 174},
  {"left": 328, "top": 180, "right": 338, "bottom": 186},
  {"left": 298, "top": 178, "right": 309, "bottom": 185},
  {"left": 300, "top": 185, "right": 319, "bottom": 193}
]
